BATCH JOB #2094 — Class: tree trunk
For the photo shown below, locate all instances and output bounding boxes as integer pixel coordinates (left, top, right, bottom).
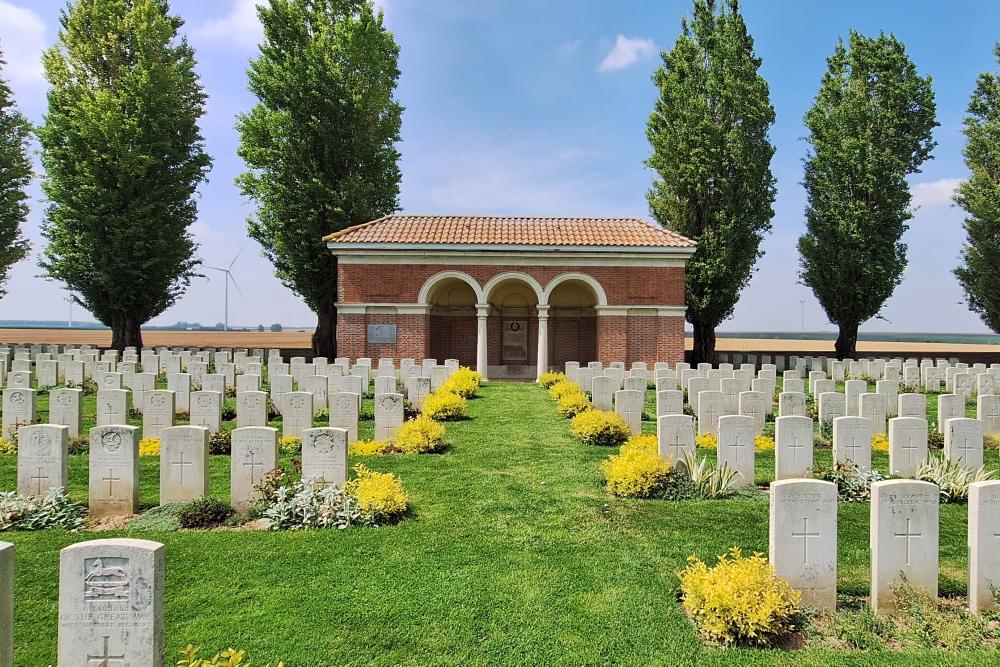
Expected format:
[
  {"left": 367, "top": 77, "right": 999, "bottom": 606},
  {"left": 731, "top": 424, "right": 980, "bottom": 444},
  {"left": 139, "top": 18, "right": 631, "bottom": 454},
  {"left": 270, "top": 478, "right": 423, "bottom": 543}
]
[
  {"left": 835, "top": 321, "right": 859, "bottom": 360},
  {"left": 110, "top": 313, "right": 142, "bottom": 352},
  {"left": 691, "top": 319, "right": 717, "bottom": 366},
  {"left": 313, "top": 290, "right": 337, "bottom": 359}
]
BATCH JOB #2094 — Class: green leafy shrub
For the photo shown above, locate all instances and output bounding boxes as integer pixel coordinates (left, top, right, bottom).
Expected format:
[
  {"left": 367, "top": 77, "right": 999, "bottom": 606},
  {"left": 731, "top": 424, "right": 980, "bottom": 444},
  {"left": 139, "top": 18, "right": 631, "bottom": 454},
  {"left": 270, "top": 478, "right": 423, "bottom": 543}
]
[
  {"left": 570, "top": 410, "right": 630, "bottom": 447},
  {"left": 0, "top": 489, "right": 85, "bottom": 531},
  {"left": 680, "top": 451, "right": 742, "bottom": 499},
  {"left": 915, "top": 454, "right": 995, "bottom": 503},
  {"left": 421, "top": 390, "right": 468, "bottom": 420},
  {"left": 439, "top": 367, "right": 481, "bottom": 398},
  {"left": 67, "top": 437, "right": 89, "bottom": 455},
  {"left": 178, "top": 644, "right": 284, "bottom": 667},
  {"left": 812, "top": 461, "right": 885, "bottom": 502},
  {"left": 176, "top": 497, "right": 234, "bottom": 529},
  {"left": 557, "top": 391, "right": 592, "bottom": 418},
  {"left": 221, "top": 404, "right": 237, "bottom": 421},
  {"left": 679, "top": 546, "right": 801, "bottom": 646},
  {"left": 539, "top": 371, "right": 566, "bottom": 389},
  {"left": 209, "top": 430, "right": 232, "bottom": 455}
]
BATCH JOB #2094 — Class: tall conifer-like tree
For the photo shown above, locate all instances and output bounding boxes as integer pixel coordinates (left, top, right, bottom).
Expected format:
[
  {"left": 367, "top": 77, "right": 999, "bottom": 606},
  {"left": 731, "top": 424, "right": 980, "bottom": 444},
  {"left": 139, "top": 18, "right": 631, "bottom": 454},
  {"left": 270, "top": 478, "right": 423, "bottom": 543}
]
[
  {"left": 0, "top": 45, "right": 32, "bottom": 298},
  {"left": 798, "top": 31, "right": 936, "bottom": 359},
  {"left": 646, "top": 0, "right": 776, "bottom": 365},
  {"left": 955, "top": 43, "right": 1000, "bottom": 332},
  {"left": 38, "top": 0, "right": 211, "bottom": 350},
  {"left": 237, "top": 0, "right": 402, "bottom": 357}
]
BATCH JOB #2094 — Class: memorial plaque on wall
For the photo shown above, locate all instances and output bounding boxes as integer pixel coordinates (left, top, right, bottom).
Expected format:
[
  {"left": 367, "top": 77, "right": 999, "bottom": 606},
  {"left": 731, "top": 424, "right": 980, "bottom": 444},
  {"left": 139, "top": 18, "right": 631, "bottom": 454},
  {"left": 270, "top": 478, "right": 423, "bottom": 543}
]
[
  {"left": 367, "top": 324, "right": 397, "bottom": 345},
  {"left": 502, "top": 320, "right": 528, "bottom": 363}
]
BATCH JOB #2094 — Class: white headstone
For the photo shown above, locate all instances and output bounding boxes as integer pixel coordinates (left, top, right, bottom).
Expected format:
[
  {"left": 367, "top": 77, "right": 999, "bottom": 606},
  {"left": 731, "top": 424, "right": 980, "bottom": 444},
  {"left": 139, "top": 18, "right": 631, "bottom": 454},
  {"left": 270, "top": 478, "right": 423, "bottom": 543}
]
[
  {"left": 657, "top": 414, "right": 694, "bottom": 468},
  {"left": 591, "top": 376, "right": 614, "bottom": 412},
  {"left": 236, "top": 391, "right": 268, "bottom": 429},
  {"left": 775, "top": 416, "right": 813, "bottom": 480},
  {"left": 614, "top": 389, "right": 643, "bottom": 436},
  {"left": 655, "top": 389, "right": 683, "bottom": 417},
  {"left": 301, "top": 427, "right": 349, "bottom": 488},
  {"left": 231, "top": 427, "right": 279, "bottom": 511},
  {"left": 945, "top": 417, "right": 984, "bottom": 470},
  {"left": 374, "top": 393, "right": 404, "bottom": 442},
  {"left": 50, "top": 388, "right": 83, "bottom": 438},
  {"left": 977, "top": 394, "right": 1000, "bottom": 437},
  {"left": 89, "top": 425, "right": 140, "bottom": 518},
  {"left": 97, "top": 389, "right": 131, "bottom": 427},
  {"left": 329, "top": 392, "right": 360, "bottom": 443},
  {"left": 282, "top": 392, "right": 313, "bottom": 439},
  {"left": 968, "top": 481, "right": 1000, "bottom": 613},
  {"left": 888, "top": 417, "right": 929, "bottom": 478},
  {"left": 818, "top": 391, "right": 846, "bottom": 426},
  {"left": 159, "top": 426, "right": 209, "bottom": 504},
  {"left": 696, "top": 390, "right": 723, "bottom": 436},
  {"left": 17, "top": 423, "right": 69, "bottom": 497},
  {"left": 936, "top": 393, "right": 965, "bottom": 433},
  {"left": 189, "top": 391, "right": 222, "bottom": 433},
  {"left": 778, "top": 391, "right": 806, "bottom": 418},
  {"left": 1, "top": 388, "right": 35, "bottom": 441},
  {"left": 718, "top": 415, "right": 754, "bottom": 488},
  {"left": 58, "top": 538, "right": 164, "bottom": 667},
  {"left": 859, "top": 392, "right": 887, "bottom": 435},
  {"left": 769, "top": 479, "right": 837, "bottom": 611},
  {"left": 142, "top": 391, "right": 175, "bottom": 440},
  {"left": 167, "top": 373, "right": 191, "bottom": 413},
  {"left": 833, "top": 416, "right": 872, "bottom": 471},
  {"left": 738, "top": 390, "right": 768, "bottom": 435},
  {"left": 897, "top": 393, "right": 926, "bottom": 420},
  {"left": 870, "top": 480, "right": 939, "bottom": 610}
]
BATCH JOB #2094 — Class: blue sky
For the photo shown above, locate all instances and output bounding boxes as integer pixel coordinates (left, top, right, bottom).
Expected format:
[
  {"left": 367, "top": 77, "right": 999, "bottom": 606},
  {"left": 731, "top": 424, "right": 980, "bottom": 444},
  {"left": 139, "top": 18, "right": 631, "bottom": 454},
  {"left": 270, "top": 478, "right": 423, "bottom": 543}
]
[{"left": 0, "top": 0, "right": 996, "bottom": 332}]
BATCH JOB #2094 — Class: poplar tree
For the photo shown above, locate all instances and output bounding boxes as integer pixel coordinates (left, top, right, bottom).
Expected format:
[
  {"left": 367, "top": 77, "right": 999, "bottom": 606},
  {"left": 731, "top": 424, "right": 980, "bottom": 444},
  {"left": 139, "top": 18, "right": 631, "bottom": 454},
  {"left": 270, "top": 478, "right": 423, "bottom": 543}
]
[
  {"left": 646, "top": 0, "right": 776, "bottom": 365},
  {"left": 38, "top": 0, "right": 211, "bottom": 350},
  {"left": 798, "top": 31, "right": 936, "bottom": 359},
  {"left": 955, "top": 43, "right": 1000, "bottom": 332},
  {"left": 237, "top": 0, "right": 402, "bottom": 357},
  {"left": 0, "top": 45, "right": 32, "bottom": 298}
]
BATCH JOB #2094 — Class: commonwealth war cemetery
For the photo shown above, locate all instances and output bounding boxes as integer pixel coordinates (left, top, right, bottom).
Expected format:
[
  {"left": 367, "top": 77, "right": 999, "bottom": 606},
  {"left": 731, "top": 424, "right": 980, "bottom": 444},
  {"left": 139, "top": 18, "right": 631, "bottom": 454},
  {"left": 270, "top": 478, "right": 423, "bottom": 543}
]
[{"left": 4, "top": 0, "right": 1000, "bottom": 665}]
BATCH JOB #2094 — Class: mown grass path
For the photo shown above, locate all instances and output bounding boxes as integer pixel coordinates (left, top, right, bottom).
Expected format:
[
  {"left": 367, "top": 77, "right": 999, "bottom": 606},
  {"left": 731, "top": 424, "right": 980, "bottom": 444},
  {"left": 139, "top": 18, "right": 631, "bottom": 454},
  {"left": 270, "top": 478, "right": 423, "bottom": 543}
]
[{"left": 1, "top": 382, "right": 995, "bottom": 665}]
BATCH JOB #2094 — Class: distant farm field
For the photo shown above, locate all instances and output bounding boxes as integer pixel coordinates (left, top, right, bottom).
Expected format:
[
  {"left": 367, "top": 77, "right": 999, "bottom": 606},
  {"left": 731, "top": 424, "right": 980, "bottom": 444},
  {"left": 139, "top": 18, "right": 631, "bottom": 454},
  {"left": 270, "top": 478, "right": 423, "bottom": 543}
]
[{"left": 0, "top": 328, "right": 314, "bottom": 348}]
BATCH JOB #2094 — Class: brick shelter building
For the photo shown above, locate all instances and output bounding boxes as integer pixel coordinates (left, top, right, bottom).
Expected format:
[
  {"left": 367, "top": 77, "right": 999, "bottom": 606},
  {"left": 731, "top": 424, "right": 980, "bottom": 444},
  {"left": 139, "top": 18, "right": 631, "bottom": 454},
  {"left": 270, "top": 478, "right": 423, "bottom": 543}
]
[{"left": 325, "top": 215, "right": 695, "bottom": 380}]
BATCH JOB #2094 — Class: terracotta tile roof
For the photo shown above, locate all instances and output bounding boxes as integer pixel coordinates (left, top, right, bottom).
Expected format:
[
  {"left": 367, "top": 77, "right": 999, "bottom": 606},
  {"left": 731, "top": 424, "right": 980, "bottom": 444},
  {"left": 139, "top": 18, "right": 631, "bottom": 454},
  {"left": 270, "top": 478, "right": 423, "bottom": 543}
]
[{"left": 324, "top": 215, "right": 696, "bottom": 249}]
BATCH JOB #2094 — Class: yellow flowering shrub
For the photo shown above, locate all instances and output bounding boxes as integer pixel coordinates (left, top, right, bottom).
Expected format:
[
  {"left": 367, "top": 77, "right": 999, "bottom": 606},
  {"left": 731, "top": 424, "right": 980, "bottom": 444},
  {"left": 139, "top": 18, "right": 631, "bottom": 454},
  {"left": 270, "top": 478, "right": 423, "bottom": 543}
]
[
  {"left": 754, "top": 435, "right": 775, "bottom": 451},
  {"left": 557, "top": 391, "right": 592, "bottom": 418},
  {"left": 393, "top": 415, "right": 446, "bottom": 453},
  {"left": 549, "top": 380, "right": 583, "bottom": 400},
  {"left": 439, "top": 367, "right": 481, "bottom": 398},
  {"left": 279, "top": 435, "right": 301, "bottom": 454},
  {"left": 350, "top": 440, "right": 391, "bottom": 456},
  {"left": 601, "top": 440, "right": 672, "bottom": 498},
  {"left": 539, "top": 371, "right": 567, "bottom": 389},
  {"left": 570, "top": 410, "right": 631, "bottom": 447},
  {"left": 872, "top": 433, "right": 889, "bottom": 452},
  {"left": 421, "top": 390, "right": 468, "bottom": 421},
  {"left": 0, "top": 437, "right": 14, "bottom": 455},
  {"left": 138, "top": 437, "right": 160, "bottom": 457},
  {"left": 343, "top": 464, "right": 409, "bottom": 522},
  {"left": 679, "top": 547, "right": 801, "bottom": 647},
  {"left": 695, "top": 433, "right": 718, "bottom": 450}
]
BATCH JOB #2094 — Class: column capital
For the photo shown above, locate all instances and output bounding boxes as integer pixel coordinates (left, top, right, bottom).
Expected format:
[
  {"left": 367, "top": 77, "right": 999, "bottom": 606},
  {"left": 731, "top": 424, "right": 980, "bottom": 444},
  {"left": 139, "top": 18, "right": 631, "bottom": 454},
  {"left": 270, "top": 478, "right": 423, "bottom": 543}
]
[
  {"left": 536, "top": 304, "right": 551, "bottom": 317},
  {"left": 476, "top": 303, "right": 490, "bottom": 318}
]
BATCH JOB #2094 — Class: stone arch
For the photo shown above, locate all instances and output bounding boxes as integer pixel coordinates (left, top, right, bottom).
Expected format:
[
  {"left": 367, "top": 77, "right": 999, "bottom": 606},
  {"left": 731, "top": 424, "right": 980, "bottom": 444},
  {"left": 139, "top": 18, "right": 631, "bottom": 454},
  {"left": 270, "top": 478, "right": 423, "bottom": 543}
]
[
  {"left": 541, "top": 272, "right": 608, "bottom": 306},
  {"left": 482, "top": 271, "right": 545, "bottom": 304},
  {"left": 417, "top": 271, "right": 485, "bottom": 305}
]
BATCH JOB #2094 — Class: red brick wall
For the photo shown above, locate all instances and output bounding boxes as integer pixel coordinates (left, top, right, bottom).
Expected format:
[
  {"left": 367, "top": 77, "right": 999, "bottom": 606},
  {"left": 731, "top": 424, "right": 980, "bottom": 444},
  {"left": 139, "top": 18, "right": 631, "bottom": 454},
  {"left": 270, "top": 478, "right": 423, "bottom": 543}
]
[
  {"left": 549, "top": 316, "right": 597, "bottom": 366},
  {"left": 596, "top": 314, "right": 684, "bottom": 366},
  {"left": 338, "top": 263, "right": 685, "bottom": 306},
  {"left": 429, "top": 315, "right": 476, "bottom": 366},
  {"left": 336, "top": 313, "right": 428, "bottom": 360}
]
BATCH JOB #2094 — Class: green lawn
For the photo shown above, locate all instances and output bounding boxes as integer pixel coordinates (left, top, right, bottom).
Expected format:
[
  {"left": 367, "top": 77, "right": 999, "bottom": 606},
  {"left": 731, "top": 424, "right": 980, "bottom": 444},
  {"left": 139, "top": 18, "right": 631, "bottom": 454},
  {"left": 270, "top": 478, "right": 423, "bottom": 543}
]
[{"left": 1, "top": 381, "right": 997, "bottom": 665}]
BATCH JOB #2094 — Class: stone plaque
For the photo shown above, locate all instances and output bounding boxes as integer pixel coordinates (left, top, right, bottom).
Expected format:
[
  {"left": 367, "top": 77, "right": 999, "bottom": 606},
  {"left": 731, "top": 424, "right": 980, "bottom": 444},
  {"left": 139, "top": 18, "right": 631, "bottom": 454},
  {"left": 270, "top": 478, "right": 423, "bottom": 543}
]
[
  {"left": 502, "top": 319, "right": 528, "bottom": 363},
  {"left": 367, "top": 324, "right": 397, "bottom": 344}
]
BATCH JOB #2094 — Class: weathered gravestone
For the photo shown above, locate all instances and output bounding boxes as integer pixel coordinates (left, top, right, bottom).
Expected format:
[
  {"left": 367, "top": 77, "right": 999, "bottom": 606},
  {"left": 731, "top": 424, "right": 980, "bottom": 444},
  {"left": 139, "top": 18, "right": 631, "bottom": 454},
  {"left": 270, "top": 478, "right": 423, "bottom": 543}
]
[
  {"left": 406, "top": 376, "right": 431, "bottom": 411},
  {"left": 775, "top": 416, "right": 813, "bottom": 480},
  {"left": 778, "top": 391, "right": 806, "bottom": 418},
  {"left": 937, "top": 393, "right": 965, "bottom": 433},
  {"left": 269, "top": 374, "right": 292, "bottom": 414},
  {"left": 624, "top": 376, "right": 647, "bottom": 394},
  {"left": 591, "top": 376, "right": 614, "bottom": 412},
  {"left": 844, "top": 379, "right": 866, "bottom": 416},
  {"left": 769, "top": 479, "right": 838, "bottom": 611},
  {"left": 718, "top": 415, "right": 754, "bottom": 487},
  {"left": 859, "top": 392, "right": 887, "bottom": 435},
  {"left": 657, "top": 414, "right": 695, "bottom": 468},
  {"left": 89, "top": 426, "right": 140, "bottom": 518},
  {"left": 978, "top": 394, "right": 1000, "bottom": 437},
  {"left": 615, "top": 389, "right": 644, "bottom": 436},
  {"left": 888, "top": 417, "right": 929, "bottom": 478},
  {"left": 375, "top": 393, "right": 404, "bottom": 442},
  {"left": 945, "top": 417, "right": 984, "bottom": 470},
  {"left": 739, "top": 390, "right": 768, "bottom": 435},
  {"left": 282, "top": 392, "right": 313, "bottom": 439},
  {"left": 50, "top": 388, "right": 82, "bottom": 438},
  {"left": 870, "top": 480, "right": 939, "bottom": 611},
  {"left": 142, "top": 390, "right": 175, "bottom": 440},
  {"left": 898, "top": 393, "right": 926, "bottom": 420},
  {"left": 189, "top": 391, "right": 222, "bottom": 433},
  {"left": 696, "top": 390, "right": 724, "bottom": 436},
  {"left": 818, "top": 391, "right": 846, "bottom": 426},
  {"left": 97, "top": 389, "right": 131, "bottom": 427},
  {"left": 231, "top": 427, "right": 279, "bottom": 511},
  {"left": 166, "top": 373, "right": 191, "bottom": 413},
  {"left": 374, "top": 375, "right": 396, "bottom": 397},
  {"left": 656, "top": 389, "right": 683, "bottom": 417},
  {"left": 202, "top": 373, "right": 226, "bottom": 396},
  {"left": 329, "top": 392, "right": 360, "bottom": 443},
  {"left": 968, "top": 481, "right": 1000, "bottom": 613},
  {"left": 58, "top": 538, "right": 164, "bottom": 666},
  {"left": 2, "top": 388, "right": 35, "bottom": 440},
  {"left": 159, "top": 426, "right": 209, "bottom": 504},
  {"left": 236, "top": 373, "right": 261, "bottom": 394},
  {"left": 236, "top": 391, "right": 268, "bottom": 429},
  {"left": 301, "top": 427, "right": 349, "bottom": 489},
  {"left": 833, "top": 416, "right": 872, "bottom": 471},
  {"left": 17, "top": 424, "right": 69, "bottom": 497}
]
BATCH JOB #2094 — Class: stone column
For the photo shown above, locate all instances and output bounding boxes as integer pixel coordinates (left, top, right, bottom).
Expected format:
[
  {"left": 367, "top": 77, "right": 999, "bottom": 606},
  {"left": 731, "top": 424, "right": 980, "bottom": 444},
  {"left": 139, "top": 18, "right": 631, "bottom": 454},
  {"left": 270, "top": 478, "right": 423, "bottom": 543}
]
[
  {"left": 536, "top": 305, "right": 550, "bottom": 382},
  {"left": 475, "top": 304, "right": 489, "bottom": 380}
]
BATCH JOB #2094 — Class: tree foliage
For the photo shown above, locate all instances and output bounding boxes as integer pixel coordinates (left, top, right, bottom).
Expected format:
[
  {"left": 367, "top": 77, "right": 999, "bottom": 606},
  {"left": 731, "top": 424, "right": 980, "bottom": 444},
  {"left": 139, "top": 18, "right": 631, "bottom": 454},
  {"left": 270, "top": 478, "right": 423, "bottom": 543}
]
[
  {"left": 955, "top": 43, "right": 1000, "bottom": 333},
  {"left": 237, "top": 0, "right": 402, "bottom": 357},
  {"left": 646, "top": 0, "right": 776, "bottom": 365},
  {"left": 798, "top": 31, "right": 936, "bottom": 358},
  {"left": 37, "top": 0, "right": 211, "bottom": 350},
  {"left": 0, "top": 45, "right": 32, "bottom": 299}
]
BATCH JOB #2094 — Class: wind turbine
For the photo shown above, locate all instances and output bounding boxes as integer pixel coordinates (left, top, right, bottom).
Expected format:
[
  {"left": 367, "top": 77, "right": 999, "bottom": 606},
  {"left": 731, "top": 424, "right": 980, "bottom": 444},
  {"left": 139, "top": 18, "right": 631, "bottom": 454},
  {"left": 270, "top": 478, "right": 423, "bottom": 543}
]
[{"left": 205, "top": 249, "right": 244, "bottom": 331}]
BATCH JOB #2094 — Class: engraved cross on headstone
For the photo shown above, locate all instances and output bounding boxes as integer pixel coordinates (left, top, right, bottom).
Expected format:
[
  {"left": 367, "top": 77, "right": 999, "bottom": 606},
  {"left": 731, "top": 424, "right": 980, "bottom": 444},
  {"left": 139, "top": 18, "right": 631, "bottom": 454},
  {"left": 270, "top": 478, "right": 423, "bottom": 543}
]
[
  {"left": 732, "top": 434, "right": 747, "bottom": 464},
  {"left": 788, "top": 434, "right": 804, "bottom": 463},
  {"left": 894, "top": 517, "right": 922, "bottom": 566},
  {"left": 845, "top": 434, "right": 862, "bottom": 461},
  {"left": 102, "top": 469, "right": 120, "bottom": 498},
  {"left": 243, "top": 449, "right": 264, "bottom": 485},
  {"left": 87, "top": 635, "right": 126, "bottom": 667},
  {"left": 791, "top": 517, "right": 820, "bottom": 564},
  {"left": 31, "top": 466, "right": 49, "bottom": 494},
  {"left": 901, "top": 434, "right": 919, "bottom": 464},
  {"left": 171, "top": 450, "right": 193, "bottom": 484},
  {"left": 957, "top": 434, "right": 975, "bottom": 461},
  {"left": 103, "top": 401, "right": 116, "bottom": 423}
]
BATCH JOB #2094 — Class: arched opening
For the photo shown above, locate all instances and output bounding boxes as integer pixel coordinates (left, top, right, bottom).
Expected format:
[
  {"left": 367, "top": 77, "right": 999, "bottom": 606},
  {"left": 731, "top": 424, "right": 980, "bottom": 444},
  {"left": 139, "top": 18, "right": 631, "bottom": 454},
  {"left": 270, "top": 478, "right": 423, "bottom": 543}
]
[
  {"left": 427, "top": 277, "right": 478, "bottom": 367},
  {"left": 486, "top": 277, "right": 541, "bottom": 375},
  {"left": 547, "top": 278, "right": 599, "bottom": 366}
]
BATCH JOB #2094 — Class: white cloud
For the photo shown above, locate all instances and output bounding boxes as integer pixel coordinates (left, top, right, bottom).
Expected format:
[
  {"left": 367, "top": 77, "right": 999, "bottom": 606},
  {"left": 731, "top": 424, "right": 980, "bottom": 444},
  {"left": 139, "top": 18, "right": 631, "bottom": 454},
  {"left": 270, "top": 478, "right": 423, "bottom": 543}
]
[
  {"left": 0, "top": 1, "right": 47, "bottom": 89},
  {"left": 558, "top": 38, "right": 583, "bottom": 55},
  {"left": 194, "top": 0, "right": 264, "bottom": 48},
  {"left": 910, "top": 177, "right": 962, "bottom": 208},
  {"left": 598, "top": 35, "right": 656, "bottom": 72}
]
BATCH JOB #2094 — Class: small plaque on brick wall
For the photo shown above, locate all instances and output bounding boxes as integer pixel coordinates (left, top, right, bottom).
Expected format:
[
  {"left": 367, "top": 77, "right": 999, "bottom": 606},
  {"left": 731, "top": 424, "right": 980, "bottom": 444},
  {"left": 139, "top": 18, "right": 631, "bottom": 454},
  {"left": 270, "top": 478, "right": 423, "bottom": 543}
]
[{"left": 367, "top": 324, "right": 397, "bottom": 344}]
